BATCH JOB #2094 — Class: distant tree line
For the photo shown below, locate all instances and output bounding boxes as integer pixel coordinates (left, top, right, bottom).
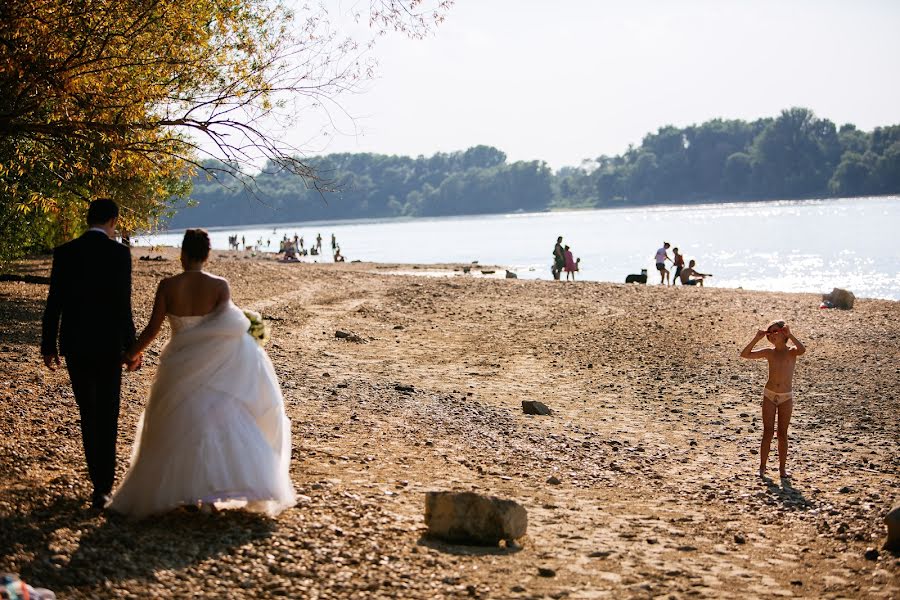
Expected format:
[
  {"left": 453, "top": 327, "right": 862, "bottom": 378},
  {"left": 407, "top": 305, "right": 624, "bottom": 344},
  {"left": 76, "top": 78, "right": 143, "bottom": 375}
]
[{"left": 168, "top": 107, "right": 900, "bottom": 228}]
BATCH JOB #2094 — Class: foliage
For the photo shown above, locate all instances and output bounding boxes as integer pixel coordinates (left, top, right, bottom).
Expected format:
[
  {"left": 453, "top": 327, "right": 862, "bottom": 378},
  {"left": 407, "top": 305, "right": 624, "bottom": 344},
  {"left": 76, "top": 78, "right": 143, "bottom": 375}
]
[
  {"left": 554, "top": 108, "right": 900, "bottom": 208},
  {"left": 0, "top": 0, "right": 452, "bottom": 262},
  {"left": 168, "top": 147, "right": 552, "bottom": 227}
]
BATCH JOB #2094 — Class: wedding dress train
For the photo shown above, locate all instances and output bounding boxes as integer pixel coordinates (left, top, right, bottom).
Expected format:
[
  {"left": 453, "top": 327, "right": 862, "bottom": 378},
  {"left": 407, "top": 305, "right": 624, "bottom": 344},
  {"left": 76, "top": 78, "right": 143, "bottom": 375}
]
[{"left": 109, "top": 302, "right": 295, "bottom": 518}]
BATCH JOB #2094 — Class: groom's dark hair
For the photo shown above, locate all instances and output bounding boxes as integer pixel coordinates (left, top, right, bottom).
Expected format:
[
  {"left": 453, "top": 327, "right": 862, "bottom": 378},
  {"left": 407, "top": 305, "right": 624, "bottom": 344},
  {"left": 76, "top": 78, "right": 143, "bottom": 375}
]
[
  {"left": 183, "top": 229, "right": 211, "bottom": 261},
  {"left": 86, "top": 198, "right": 119, "bottom": 225}
]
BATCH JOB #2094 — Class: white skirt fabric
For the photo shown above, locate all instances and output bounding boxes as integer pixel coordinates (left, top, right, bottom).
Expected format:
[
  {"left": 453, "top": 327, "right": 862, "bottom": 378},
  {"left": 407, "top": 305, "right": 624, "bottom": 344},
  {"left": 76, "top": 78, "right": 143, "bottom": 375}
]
[{"left": 109, "top": 302, "right": 295, "bottom": 518}]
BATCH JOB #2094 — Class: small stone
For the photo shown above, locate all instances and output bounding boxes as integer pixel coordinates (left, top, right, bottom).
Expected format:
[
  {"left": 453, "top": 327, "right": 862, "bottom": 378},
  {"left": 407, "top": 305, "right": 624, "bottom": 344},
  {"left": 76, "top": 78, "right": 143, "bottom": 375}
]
[
  {"left": 335, "top": 330, "right": 366, "bottom": 343},
  {"left": 734, "top": 534, "right": 746, "bottom": 545},
  {"left": 864, "top": 547, "right": 879, "bottom": 561},
  {"left": 537, "top": 567, "right": 556, "bottom": 577},
  {"left": 546, "top": 476, "right": 561, "bottom": 485},
  {"left": 790, "top": 580, "right": 803, "bottom": 586},
  {"left": 522, "top": 400, "right": 552, "bottom": 416}
]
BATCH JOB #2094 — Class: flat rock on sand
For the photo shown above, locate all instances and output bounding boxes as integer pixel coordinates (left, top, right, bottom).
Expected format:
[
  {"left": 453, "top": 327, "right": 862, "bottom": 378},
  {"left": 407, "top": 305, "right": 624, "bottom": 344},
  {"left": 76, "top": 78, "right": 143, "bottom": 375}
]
[
  {"left": 0, "top": 248, "right": 897, "bottom": 599},
  {"left": 424, "top": 491, "right": 527, "bottom": 545}
]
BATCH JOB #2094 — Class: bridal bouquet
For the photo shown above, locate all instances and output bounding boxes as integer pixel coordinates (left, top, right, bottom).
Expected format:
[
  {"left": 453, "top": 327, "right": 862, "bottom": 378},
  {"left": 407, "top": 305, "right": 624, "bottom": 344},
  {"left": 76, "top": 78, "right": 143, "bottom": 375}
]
[{"left": 243, "top": 309, "right": 271, "bottom": 346}]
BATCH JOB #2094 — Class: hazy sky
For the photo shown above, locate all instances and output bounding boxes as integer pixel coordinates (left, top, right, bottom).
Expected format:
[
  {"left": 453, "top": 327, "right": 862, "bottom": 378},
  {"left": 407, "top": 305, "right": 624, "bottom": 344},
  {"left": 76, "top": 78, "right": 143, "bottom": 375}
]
[{"left": 287, "top": 0, "right": 900, "bottom": 169}]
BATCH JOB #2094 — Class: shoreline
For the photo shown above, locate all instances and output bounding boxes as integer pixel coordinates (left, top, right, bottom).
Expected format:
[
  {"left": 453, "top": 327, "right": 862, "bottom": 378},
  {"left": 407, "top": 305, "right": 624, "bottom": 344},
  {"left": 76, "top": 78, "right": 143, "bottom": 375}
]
[{"left": 130, "top": 246, "right": 900, "bottom": 302}]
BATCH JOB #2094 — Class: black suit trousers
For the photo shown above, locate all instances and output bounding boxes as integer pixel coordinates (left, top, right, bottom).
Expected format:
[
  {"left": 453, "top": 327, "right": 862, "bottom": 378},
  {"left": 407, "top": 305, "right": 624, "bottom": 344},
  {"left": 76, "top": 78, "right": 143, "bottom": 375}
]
[{"left": 66, "top": 356, "right": 122, "bottom": 496}]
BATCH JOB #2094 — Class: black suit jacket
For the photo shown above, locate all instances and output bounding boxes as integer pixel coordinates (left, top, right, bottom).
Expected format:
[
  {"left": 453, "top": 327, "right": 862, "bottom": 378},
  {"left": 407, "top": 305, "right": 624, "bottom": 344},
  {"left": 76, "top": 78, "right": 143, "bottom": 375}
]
[{"left": 41, "top": 230, "right": 136, "bottom": 360}]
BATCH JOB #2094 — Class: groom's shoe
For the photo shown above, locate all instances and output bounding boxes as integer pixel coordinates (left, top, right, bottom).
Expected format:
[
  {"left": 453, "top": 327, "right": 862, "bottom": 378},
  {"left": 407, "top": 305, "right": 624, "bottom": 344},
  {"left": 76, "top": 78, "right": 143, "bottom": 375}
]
[{"left": 91, "top": 493, "right": 111, "bottom": 511}]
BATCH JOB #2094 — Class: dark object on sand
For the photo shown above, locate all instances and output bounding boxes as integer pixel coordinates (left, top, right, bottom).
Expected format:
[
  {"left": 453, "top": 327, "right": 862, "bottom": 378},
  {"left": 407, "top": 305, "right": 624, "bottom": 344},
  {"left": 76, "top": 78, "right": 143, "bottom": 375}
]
[
  {"left": 0, "top": 274, "right": 50, "bottom": 284},
  {"left": 625, "top": 269, "right": 648, "bottom": 284},
  {"left": 139, "top": 255, "right": 167, "bottom": 262},
  {"left": 821, "top": 287, "right": 855, "bottom": 310},
  {"left": 522, "top": 400, "right": 552, "bottom": 416},
  {"left": 335, "top": 330, "right": 366, "bottom": 343}
]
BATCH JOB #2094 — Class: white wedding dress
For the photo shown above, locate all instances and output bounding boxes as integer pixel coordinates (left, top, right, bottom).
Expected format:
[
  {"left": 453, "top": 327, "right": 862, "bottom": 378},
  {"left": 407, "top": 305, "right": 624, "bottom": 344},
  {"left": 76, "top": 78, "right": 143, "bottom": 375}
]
[{"left": 109, "top": 302, "right": 295, "bottom": 518}]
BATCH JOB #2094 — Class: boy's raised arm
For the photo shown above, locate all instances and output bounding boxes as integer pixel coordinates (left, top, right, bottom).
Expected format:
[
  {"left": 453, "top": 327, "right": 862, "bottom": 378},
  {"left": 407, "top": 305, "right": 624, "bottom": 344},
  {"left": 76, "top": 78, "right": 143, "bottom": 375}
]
[
  {"left": 740, "top": 330, "right": 769, "bottom": 359},
  {"left": 785, "top": 325, "right": 806, "bottom": 356}
]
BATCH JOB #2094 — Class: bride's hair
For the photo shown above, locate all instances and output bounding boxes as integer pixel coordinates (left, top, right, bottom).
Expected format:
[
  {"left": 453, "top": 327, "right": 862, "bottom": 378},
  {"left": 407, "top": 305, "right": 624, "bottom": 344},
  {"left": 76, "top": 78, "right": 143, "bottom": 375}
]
[{"left": 182, "top": 229, "right": 211, "bottom": 262}]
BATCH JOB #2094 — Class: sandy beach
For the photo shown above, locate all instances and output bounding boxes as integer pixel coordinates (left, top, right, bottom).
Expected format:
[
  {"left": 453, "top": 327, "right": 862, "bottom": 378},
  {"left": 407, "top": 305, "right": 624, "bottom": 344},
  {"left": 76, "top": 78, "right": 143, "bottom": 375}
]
[{"left": 1, "top": 247, "right": 898, "bottom": 599}]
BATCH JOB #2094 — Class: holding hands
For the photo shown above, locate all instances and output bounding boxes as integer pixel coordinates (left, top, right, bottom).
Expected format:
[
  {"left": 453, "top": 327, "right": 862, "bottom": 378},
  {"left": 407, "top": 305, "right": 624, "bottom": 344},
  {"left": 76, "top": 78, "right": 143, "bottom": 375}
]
[{"left": 124, "top": 352, "right": 142, "bottom": 372}]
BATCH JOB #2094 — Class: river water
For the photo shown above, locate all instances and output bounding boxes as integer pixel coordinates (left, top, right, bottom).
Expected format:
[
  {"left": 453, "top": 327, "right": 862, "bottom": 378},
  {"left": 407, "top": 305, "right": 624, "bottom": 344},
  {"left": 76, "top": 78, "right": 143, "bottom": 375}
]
[{"left": 140, "top": 196, "right": 900, "bottom": 300}]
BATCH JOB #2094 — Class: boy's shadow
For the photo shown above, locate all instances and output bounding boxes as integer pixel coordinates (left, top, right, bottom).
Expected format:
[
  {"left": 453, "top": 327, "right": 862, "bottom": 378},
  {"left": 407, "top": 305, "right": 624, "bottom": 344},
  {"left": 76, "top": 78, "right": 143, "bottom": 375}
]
[
  {"left": 762, "top": 476, "right": 812, "bottom": 509},
  {"left": 2, "top": 490, "right": 274, "bottom": 592}
]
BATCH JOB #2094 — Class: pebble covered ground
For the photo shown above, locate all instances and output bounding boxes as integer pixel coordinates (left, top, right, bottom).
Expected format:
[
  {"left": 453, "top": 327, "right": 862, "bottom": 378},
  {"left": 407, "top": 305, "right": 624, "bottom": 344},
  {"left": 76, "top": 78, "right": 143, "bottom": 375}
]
[{"left": 1, "top": 247, "right": 898, "bottom": 599}]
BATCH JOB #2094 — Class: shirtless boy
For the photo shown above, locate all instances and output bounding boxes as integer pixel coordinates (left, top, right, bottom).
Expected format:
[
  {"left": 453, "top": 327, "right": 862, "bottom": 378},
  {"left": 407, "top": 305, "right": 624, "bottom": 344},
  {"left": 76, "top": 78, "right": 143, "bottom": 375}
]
[{"left": 739, "top": 320, "right": 806, "bottom": 479}]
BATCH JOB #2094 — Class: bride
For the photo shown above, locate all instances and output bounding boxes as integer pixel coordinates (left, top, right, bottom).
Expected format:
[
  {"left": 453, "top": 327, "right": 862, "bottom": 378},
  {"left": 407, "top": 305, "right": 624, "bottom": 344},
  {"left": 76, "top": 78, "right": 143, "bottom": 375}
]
[{"left": 108, "top": 229, "right": 295, "bottom": 517}]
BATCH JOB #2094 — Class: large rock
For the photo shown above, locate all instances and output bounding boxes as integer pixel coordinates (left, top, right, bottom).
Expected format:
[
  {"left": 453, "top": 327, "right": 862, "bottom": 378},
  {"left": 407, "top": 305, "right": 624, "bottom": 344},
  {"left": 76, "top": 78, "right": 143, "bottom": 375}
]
[
  {"left": 522, "top": 400, "right": 552, "bottom": 416},
  {"left": 823, "top": 288, "right": 855, "bottom": 310},
  {"left": 505, "top": 270, "right": 518, "bottom": 279},
  {"left": 425, "top": 491, "right": 527, "bottom": 545},
  {"left": 885, "top": 503, "right": 900, "bottom": 551}
]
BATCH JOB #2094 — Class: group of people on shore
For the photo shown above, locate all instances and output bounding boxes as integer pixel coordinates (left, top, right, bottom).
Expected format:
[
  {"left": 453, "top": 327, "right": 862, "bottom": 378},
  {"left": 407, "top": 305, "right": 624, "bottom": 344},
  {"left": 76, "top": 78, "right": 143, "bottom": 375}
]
[
  {"left": 654, "top": 241, "right": 711, "bottom": 286},
  {"left": 279, "top": 232, "right": 344, "bottom": 262},
  {"left": 225, "top": 232, "right": 345, "bottom": 262},
  {"left": 551, "top": 236, "right": 581, "bottom": 281}
]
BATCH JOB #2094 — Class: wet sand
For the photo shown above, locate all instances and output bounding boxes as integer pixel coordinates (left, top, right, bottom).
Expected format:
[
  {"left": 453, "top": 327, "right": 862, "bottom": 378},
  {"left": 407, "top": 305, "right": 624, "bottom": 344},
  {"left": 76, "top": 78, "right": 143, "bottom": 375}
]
[{"left": 1, "top": 247, "right": 898, "bottom": 598}]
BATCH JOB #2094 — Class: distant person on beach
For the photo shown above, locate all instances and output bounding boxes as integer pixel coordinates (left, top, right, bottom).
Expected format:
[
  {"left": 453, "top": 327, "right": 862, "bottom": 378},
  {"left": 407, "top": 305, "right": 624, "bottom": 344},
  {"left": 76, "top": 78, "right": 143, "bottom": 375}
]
[
  {"left": 654, "top": 242, "right": 671, "bottom": 285},
  {"left": 552, "top": 236, "right": 565, "bottom": 280},
  {"left": 316, "top": 233, "right": 322, "bottom": 251},
  {"left": 740, "top": 320, "right": 806, "bottom": 479},
  {"left": 564, "top": 245, "right": 577, "bottom": 281},
  {"left": 679, "top": 259, "right": 711, "bottom": 286},
  {"left": 672, "top": 247, "right": 685, "bottom": 285},
  {"left": 334, "top": 248, "right": 345, "bottom": 262},
  {"left": 331, "top": 233, "right": 337, "bottom": 250},
  {"left": 241, "top": 235, "right": 245, "bottom": 250}
]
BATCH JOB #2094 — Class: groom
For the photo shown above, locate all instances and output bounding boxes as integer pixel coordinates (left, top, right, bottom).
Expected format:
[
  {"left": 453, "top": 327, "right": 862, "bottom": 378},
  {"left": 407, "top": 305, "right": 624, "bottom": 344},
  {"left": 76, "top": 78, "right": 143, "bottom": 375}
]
[{"left": 41, "top": 198, "right": 140, "bottom": 509}]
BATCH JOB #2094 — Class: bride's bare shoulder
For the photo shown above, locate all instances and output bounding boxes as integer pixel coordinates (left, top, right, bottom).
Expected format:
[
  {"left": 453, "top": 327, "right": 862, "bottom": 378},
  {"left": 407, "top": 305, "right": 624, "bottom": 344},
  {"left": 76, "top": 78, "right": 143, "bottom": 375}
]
[{"left": 204, "top": 272, "right": 230, "bottom": 287}]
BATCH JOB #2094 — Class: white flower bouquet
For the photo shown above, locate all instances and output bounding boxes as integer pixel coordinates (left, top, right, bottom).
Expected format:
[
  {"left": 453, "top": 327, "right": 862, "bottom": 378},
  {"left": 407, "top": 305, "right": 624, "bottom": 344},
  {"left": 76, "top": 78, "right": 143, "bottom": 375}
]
[{"left": 243, "top": 309, "right": 271, "bottom": 346}]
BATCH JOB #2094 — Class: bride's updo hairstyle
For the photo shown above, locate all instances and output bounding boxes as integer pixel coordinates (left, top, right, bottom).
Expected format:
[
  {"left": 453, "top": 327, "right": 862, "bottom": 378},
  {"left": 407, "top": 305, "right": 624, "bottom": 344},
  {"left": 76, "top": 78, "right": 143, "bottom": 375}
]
[{"left": 182, "top": 228, "right": 211, "bottom": 262}]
